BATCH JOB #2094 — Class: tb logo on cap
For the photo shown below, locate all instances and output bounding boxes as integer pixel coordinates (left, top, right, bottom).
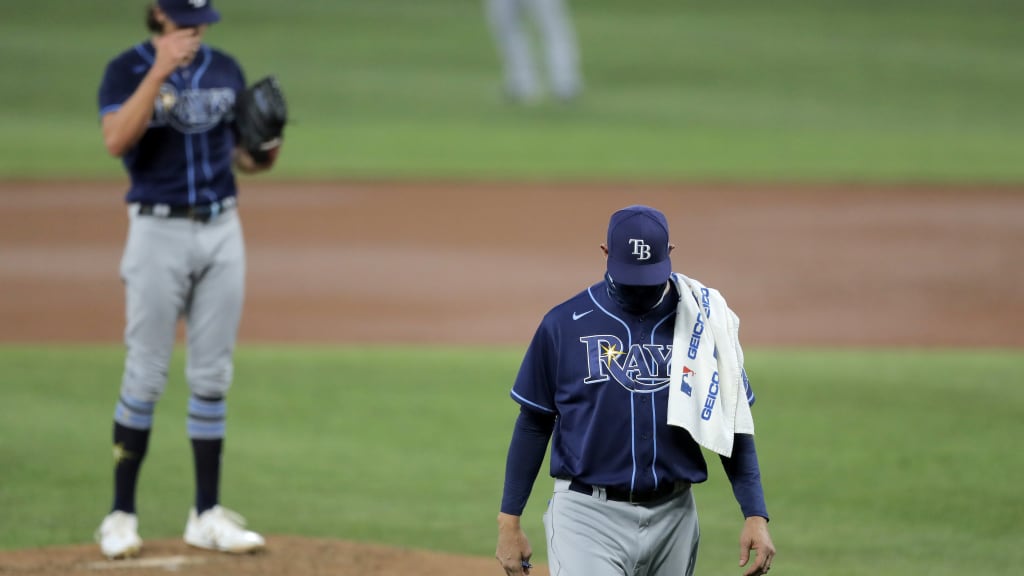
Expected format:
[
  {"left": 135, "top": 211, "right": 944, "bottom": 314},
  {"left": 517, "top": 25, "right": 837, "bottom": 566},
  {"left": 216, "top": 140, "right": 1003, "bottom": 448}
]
[
  {"left": 189, "top": 0, "right": 207, "bottom": 7},
  {"left": 629, "top": 239, "right": 651, "bottom": 261}
]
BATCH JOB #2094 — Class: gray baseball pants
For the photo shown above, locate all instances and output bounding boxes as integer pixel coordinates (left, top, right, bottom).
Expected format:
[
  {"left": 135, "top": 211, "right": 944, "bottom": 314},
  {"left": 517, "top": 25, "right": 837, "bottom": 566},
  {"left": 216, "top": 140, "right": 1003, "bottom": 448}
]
[
  {"left": 117, "top": 206, "right": 245, "bottom": 413},
  {"left": 543, "top": 478, "right": 700, "bottom": 576}
]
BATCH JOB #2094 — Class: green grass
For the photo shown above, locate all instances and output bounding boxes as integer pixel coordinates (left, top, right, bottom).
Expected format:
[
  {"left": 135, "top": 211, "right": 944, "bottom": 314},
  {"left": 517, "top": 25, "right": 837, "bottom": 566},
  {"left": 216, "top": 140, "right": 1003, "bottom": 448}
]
[
  {"left": 0, "top": 0, "right": 1022, "bottom": 181},
  {"left": 1, "top": 346, "right": 1022, "bottom": 575}
]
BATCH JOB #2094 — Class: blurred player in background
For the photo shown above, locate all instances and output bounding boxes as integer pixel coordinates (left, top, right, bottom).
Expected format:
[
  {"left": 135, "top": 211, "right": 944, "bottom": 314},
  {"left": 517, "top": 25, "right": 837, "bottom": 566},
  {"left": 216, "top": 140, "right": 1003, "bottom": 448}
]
[{"left": 485, "top": 0, "right": 583, "bottom": 104}]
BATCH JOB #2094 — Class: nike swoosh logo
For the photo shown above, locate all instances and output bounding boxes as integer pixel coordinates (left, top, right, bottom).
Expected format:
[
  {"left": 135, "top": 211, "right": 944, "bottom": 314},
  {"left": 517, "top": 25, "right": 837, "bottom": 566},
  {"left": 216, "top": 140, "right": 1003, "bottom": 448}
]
[{"left": 572, "top": 310, "right": 593, "bottom": 321}]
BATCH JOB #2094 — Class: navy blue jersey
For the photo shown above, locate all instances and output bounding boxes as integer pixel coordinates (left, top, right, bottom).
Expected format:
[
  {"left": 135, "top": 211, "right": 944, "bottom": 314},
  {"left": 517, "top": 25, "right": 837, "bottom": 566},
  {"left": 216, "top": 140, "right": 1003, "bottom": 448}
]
[
  {"left": 511, "top": 279, "right": 756, "bottom": 495},
  {"left": 98, "top": 41, "right": 246, "bottom": 206}
]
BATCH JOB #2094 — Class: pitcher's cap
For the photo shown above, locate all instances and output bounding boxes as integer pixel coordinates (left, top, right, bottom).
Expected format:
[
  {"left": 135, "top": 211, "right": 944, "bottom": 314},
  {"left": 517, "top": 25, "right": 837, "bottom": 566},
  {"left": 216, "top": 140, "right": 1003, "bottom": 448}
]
[
  {"left": 158, "top": 0, "right": 220, "bottom": 26},
  {"left": 606, "top": 205, "right": 672, "bottom": 286}
]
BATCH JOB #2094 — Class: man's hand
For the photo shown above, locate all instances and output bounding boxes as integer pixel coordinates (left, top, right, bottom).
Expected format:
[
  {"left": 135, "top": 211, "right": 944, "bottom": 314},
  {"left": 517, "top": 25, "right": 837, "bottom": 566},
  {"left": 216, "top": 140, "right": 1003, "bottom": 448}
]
[
  {"left": 496, "top": 513, "right": 533, "bottom": 575},
  {"left": 233, "top": 146, "right": 276, "bottom": 173},
  {"left": 100, "top": 29, "right": 200, "bottom": 156},
  {"left": 152, "top": 29, "right": 200, "bottom": 78},
  {"left": 739, "top": 516, "right": 775, "bottom": 576}
]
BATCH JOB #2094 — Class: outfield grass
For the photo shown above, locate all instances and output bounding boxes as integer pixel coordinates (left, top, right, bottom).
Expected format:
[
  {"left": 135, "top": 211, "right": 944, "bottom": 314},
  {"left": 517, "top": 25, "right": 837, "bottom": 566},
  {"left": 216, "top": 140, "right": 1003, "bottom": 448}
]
[
  {"left": 1, "top": 346, "right": 1021, "bottom": 575},
  {"left": 1, "top": 0, "right": 1022, "bottom": 181}
]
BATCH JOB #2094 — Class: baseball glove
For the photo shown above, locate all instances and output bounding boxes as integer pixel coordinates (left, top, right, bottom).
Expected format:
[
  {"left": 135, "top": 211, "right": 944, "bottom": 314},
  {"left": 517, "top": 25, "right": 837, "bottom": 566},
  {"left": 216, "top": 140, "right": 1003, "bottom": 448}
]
[{"left": 234, "top": 75, "right": 288, "bottom": 166}]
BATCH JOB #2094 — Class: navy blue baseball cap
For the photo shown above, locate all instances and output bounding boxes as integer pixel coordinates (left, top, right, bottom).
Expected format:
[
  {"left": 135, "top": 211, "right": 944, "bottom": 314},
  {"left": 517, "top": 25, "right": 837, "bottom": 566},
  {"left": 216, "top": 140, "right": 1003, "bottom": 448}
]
[
  {"left": 157, "top": 0, "right": 220, "bottom": 26},
  {"left": 606, "top": 205, "right": 672, "bottom": 286}
]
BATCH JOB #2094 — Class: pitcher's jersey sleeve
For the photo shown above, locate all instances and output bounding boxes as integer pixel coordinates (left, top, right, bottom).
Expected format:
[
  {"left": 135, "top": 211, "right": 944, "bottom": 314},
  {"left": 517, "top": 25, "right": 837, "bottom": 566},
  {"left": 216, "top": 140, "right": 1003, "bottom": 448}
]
[
  {"left": 510, "top": 319, "right": 558, "bottom": 415},
  {"left": 226, "top": 58, "right": 247, "bottom": 135},
  {"left": 98, "top": 52, "right": 144, "bottom": 117},
  {"left": 231, "top": 58, "right": 246, "bottom": 99}
]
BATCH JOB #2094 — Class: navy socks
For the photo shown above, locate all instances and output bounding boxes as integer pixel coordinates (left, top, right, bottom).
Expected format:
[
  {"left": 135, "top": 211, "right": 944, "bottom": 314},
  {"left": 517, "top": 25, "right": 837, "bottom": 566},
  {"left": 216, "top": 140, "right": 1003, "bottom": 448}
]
[
  {"left": 111, "top": 422, "right": 151, "bottom": 514},
  {"left": 191, "top": 437, "right": 223, "bottom": 515}
]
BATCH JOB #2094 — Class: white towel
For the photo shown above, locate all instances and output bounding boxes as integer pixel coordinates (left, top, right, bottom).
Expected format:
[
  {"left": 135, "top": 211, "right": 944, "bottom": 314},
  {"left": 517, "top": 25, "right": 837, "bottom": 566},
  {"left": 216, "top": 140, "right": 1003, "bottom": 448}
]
[{"left": 666, "top": 273, "right": 754, "bottom": 457}]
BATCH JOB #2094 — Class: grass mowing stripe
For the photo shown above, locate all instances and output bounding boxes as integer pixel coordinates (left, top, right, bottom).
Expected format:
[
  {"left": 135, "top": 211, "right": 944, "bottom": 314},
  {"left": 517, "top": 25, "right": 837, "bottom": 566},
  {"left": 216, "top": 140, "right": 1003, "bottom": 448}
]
[
  {"left": 0, "top": 0, "right": 1021, "bottom": 181},
  {"left": 1, "top": 346, "right": 1021, "bottom": 575}
]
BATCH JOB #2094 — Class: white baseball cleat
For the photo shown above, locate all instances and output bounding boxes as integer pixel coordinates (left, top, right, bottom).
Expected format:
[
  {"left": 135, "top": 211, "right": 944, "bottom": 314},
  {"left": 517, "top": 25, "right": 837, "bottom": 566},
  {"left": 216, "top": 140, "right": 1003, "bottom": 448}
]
[
  {"left": 95, "top": 511, "right": 143, "bottom": 559},
  {"left": 183, "top": 506, "right": 265, "bottom": 553}
]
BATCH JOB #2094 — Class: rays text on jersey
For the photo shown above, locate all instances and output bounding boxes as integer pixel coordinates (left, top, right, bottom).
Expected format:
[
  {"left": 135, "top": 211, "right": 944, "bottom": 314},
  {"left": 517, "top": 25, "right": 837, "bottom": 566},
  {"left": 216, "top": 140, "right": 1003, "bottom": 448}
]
[{"left": 579, "top": 335, "right": 672, "bottom": 392}]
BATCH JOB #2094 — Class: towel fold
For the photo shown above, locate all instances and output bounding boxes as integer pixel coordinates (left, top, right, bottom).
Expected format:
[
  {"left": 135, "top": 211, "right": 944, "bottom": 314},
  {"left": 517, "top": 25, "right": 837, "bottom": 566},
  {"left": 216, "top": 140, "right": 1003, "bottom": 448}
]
[{"left": 667, "top": 273, "right": 754, "bottom": 457}]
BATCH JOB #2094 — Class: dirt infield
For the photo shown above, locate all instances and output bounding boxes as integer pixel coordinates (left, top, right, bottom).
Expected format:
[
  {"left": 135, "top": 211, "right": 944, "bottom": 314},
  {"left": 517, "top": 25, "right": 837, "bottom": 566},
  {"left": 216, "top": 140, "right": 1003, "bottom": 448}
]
[
  {"left": 1, "top": 180, "right": 1022, "bottom": 574},
  {"left": 2, "top": 181, "right": 1023, "bottom": 347}
]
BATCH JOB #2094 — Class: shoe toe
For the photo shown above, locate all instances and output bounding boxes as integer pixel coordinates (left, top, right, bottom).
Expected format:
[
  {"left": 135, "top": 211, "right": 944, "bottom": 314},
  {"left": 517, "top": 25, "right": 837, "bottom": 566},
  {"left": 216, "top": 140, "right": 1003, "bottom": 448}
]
[
  {"left": 97, "top": 512, "right": 142, "bottom": 559},
  {"left": 184, "top": 506, "right": 265, "bottom": 553},
  {"left": 227, "top": 532, "right": 265, "bottom": 553},
  {"left": 103, "top": 540, "right": 141, "bottom": 559}
]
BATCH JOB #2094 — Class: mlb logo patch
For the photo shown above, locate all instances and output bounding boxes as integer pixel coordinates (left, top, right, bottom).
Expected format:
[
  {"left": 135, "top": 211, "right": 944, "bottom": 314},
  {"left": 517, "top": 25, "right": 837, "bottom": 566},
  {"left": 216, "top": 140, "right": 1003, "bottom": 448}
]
[{"left": 680, "top": 365, "right": 695, "bottom": 396}]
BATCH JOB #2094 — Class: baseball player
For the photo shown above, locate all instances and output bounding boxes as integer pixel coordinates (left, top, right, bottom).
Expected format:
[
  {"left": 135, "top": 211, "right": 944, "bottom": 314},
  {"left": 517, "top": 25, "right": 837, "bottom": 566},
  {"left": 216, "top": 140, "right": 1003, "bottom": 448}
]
[
  {"left": 495, "top": 206, "right": 776, "bottom": 576},
  {"left": 484, "top": 0, "right": 583, "bottom": 103},
  {"left": 94, "top": 0, "right": 284, "bottom": 559}
]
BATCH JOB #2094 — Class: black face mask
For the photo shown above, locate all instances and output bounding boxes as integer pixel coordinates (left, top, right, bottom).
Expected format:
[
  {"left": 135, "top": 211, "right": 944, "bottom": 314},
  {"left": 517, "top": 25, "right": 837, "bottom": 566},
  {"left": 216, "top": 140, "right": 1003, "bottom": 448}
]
[{"left": 606, "top": 273, "right": 668, "bottom": 314}]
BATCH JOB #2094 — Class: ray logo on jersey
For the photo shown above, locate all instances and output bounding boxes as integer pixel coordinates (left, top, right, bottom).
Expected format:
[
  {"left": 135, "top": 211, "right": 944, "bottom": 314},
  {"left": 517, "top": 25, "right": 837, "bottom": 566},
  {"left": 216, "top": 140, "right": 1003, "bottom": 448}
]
[
  {"left": 153, "top": 84, "right": 235, "bottom": 133},
  {"left": 580, "top": 335, "right": 672, "bottom": 392}
]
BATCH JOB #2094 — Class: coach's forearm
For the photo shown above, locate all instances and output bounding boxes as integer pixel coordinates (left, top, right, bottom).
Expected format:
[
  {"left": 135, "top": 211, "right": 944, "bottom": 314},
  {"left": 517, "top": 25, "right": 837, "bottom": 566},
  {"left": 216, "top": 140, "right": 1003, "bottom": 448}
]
[
  {"left": 499, "top": 406, "right": 555, "bottom": 516},
  {"left": 497, "top": 512, "right": 522, "bottom": 528},
  {"left": 720, "top": 433, "right": 769, "bottom": 520}
]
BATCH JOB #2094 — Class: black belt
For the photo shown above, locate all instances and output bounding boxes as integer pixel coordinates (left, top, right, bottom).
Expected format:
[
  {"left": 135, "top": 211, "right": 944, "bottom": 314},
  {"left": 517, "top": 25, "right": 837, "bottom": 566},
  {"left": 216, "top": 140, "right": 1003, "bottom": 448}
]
[
  {"left": 136, "top": 198, "right": 236, "bottom": 223},
  {"left": 568, "top": 479, "right": 683, "bottom": 505}
]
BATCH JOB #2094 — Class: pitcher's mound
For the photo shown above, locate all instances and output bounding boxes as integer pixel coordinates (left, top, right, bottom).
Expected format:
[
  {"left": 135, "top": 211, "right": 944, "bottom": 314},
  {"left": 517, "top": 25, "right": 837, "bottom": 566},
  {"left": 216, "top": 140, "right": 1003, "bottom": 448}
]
[{"left": 0, "top": 536, "right": 549, "bottom": 576}]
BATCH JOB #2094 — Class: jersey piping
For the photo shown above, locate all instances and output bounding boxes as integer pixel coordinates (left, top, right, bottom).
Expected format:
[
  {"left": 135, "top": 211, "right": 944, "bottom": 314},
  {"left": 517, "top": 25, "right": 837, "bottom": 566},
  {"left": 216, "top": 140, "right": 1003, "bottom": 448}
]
[
  {"left": 510, "top": 389, "right": 555, "bottom": 413},
  {"left": 190, "top": 45, "right": 214, "bottom": 205}
]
